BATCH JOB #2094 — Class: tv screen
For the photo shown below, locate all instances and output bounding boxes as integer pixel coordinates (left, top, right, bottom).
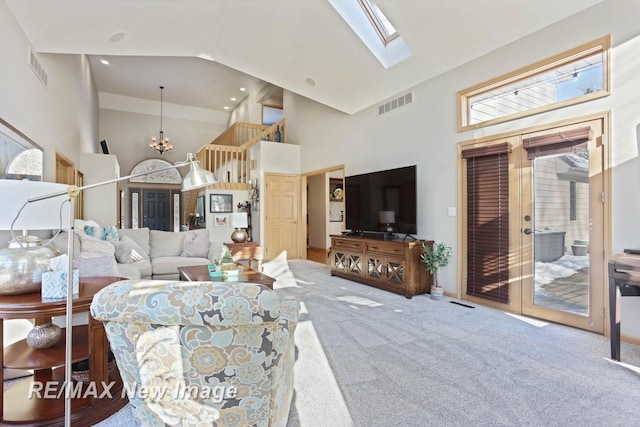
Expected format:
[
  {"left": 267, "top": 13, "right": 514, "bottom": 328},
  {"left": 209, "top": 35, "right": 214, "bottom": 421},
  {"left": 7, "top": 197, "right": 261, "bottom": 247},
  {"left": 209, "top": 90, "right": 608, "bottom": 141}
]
[{"left": 345, "top": 165, "right": 417, "bottom": 236}]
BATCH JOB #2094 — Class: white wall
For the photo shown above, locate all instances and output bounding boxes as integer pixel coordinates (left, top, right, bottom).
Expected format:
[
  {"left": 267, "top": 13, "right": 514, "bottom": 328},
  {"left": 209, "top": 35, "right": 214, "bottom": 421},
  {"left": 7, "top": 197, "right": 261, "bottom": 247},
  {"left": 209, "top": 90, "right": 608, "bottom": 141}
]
[
  {"left": 285, "top": 0, "right": 640, "bottom": 337},
  {"left": 81, "top": 153, "right": 120, "bottom": 226},
  {"left": 98, "top": 108, "right": 226, "bottom": 228},
  {"left": 203, "top": 188, "right": 251, "bottom": 259},
  {"left": 0, "top": 1, "right": 99, "bottom": 181}
]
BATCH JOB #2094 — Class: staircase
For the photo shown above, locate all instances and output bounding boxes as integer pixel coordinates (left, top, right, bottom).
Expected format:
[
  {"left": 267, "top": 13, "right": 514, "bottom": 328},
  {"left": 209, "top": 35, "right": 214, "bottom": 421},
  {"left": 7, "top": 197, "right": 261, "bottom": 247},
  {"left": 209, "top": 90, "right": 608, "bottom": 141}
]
[{"left": 184, "top": 119, "right": 286, "bottom": 220}]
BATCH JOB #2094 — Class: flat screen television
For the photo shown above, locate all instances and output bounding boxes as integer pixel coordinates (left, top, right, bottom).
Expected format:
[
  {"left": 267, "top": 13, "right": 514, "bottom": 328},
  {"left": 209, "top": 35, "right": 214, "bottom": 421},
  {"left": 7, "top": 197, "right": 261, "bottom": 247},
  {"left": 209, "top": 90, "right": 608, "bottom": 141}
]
[{"left": 345, "top": 165, "right": 417, "bottom": 237}]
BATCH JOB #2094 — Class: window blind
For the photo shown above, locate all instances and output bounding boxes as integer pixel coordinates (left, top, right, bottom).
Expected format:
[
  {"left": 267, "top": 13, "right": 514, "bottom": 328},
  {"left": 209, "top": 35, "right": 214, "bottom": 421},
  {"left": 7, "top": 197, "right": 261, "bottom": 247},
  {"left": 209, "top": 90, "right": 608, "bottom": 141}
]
[
  {"left": 522, "top": 126, "right": 592, "bottom": 159},
  {"left": 463, "top": 142, "right": 511, "bottom": 304}
]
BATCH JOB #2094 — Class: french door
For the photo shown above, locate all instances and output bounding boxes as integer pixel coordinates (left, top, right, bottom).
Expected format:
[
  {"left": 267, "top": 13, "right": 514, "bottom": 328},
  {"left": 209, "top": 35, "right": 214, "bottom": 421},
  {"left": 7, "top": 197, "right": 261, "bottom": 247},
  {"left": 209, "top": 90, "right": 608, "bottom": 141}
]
[
  {"left": 520, "top": 119, "right": 605, "bottom": 332},
  {"left": 461, "top": 116, "right": 608, "bottom": 333}
]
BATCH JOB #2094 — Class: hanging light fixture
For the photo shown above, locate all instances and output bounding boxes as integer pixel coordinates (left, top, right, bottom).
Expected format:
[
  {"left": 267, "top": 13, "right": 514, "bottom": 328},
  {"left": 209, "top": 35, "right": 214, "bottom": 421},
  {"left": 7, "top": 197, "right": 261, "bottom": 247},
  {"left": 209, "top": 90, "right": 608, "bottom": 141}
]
[{"left": 149, "top": 85, "right": 173, "bottom": 154}]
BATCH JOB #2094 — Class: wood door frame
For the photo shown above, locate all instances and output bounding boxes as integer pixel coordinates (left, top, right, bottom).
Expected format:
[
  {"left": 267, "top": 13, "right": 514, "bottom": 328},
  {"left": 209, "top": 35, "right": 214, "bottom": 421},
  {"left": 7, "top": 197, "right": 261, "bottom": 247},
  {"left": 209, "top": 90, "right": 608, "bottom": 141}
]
[
  {"left": 301, "top": 165, "right": 346, "bottom": 261},
  {"left": 457, "top": 111, "right": 612, "bottom": 334}
]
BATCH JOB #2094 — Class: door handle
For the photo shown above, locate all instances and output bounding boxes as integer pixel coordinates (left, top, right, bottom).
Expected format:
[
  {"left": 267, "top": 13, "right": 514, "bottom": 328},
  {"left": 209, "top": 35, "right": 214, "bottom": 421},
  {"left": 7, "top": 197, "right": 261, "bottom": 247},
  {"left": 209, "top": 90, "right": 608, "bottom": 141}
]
[{"left": 523, "top": 228, "right": 533, "bottom": 235}]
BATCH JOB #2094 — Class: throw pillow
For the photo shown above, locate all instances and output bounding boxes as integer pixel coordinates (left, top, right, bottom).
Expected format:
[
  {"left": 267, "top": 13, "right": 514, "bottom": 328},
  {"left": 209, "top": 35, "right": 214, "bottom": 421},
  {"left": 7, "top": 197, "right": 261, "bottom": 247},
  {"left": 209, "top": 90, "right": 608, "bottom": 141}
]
[
  {"left": 83, "top": 224, "right": 100, "bottom": 238},
  {"left": 181, "top": 229, "right": 210, "bottom": 258},
  {"left": 114, "top": 236, "right": 149, "bottom": 264},
  {"left": 100, "top": 226, "right": 119, "bottom": 243},
  {"left": 262, "top": 250, "right": 298, "bottom": 288},
  {"left": 74, "top": 219, "right": 100, "bottom": 235},
  {"left": 79, "top": 234, "right": 116, "bottom": 258},
  {"left": 83, "top": 224, "right": 119, "bottom": 243},
  {"left": 76, "top": 255, "right": 119, "bottom": 277}
]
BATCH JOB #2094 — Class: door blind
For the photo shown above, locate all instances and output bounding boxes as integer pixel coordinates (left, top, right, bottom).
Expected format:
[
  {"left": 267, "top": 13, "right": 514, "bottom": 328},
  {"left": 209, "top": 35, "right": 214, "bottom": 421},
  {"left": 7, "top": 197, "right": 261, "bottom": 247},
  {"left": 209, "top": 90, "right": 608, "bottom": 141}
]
[{"left": 463, "top": 142, "right": 511, "bottom": 304}]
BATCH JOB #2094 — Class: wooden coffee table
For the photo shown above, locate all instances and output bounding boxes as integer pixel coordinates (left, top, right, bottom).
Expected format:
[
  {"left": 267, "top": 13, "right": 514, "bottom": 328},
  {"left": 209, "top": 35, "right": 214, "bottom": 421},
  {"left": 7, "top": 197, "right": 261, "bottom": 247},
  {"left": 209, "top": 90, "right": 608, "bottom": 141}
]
[{"left": 177, "top": 264, "right": 275, "bottom": 289}]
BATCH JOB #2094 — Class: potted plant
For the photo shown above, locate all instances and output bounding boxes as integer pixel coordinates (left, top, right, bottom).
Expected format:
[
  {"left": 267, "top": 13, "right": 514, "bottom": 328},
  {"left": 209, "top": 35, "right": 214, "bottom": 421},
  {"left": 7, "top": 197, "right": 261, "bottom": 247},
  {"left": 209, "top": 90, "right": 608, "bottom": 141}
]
[
  {"left": 212, "top": 247, "right": 239, "bottom": 276},
  {"left": 420, "top": 242, "right": 452, "bottom": 300}
]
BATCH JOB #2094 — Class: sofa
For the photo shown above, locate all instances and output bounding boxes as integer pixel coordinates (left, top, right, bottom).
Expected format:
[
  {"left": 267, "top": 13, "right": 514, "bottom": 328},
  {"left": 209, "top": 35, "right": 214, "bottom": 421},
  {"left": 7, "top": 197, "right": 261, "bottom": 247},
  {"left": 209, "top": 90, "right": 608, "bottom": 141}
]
[
  {"left": 51, "top": 226, "right": 217, "bottom": 280},
  {"left": 90, "top": 279, "right": 300, "bottom": 426},
  {"left": 114, "top": 228, "right": 215, "bottom": 280}
]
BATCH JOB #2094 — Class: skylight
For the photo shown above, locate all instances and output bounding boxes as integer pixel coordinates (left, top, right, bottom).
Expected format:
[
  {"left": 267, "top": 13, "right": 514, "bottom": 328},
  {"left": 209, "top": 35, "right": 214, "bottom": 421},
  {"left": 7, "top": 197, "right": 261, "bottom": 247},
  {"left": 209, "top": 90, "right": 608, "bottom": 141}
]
[
  {"left": 328, "top": 0, "right": 412, "bottom": 69},
  {"left": 358, "top": 0, "right": 398, "bottom": 45}
]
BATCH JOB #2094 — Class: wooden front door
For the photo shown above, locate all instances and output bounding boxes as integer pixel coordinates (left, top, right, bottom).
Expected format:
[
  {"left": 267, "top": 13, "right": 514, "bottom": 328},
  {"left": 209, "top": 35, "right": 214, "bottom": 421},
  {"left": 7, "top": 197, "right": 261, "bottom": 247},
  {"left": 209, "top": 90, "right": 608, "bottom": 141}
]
[{"left": 264, "top": 173, "right": 301, "bottom": 260}]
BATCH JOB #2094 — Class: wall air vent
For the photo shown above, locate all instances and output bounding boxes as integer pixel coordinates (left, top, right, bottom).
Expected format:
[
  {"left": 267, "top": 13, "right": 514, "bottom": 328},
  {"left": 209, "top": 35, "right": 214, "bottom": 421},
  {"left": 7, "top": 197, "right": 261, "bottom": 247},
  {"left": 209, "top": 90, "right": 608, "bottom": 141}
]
[
  {"left": 28, "top": 47, "right": 48, "bottom": 87},
  {"left": 378, "top": 91, "right": 413, "bottom": 116}
]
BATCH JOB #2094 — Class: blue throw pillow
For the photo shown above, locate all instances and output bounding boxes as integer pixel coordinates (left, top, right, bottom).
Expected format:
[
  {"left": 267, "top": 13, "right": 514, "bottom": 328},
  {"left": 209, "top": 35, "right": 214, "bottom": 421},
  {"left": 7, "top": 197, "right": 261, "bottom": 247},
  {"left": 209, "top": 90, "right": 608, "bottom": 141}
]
[
  {"left": 101, "top": 226, "right": 119, "bottom": 243},
  {"left": 83, "top": 225, "right": 99, "bottom": 237}
]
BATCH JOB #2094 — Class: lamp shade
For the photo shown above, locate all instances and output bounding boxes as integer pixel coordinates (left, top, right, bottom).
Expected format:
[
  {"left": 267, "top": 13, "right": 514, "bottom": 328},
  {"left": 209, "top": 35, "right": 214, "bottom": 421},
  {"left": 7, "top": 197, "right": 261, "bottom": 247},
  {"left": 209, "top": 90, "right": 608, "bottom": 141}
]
[
  {"left": 230, "top": 212, "right": 248, "bottom": 229},
  {"left": 379, "top": 210, "right": 395, "bottom": 224},
  {"left": 0, "top": 180, "right": 71, "bottom": 231},
  {"left": 181, "top": 155, "right": 216, "bottom": 192}
]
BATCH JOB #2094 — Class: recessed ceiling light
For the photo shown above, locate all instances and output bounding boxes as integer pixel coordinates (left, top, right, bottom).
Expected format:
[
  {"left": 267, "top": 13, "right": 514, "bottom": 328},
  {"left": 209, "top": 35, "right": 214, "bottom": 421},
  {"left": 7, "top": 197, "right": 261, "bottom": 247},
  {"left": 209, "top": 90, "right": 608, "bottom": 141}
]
[
  {"left": 305, "top": 77, "right": 316, "bottom": 87},
  {"left": 239, "top": 87, "right": 246, "bottom": 92},
  {"left": 109, "top": 32, "right": 125, "bottom": 43},
  {"left": 100, "top": 59, "right": 110, "bottom": 65},
  {"left": 230, "top": 97, "right": 236, "bottom": 101},
  {"left": 224, "top": 106, "right": 229, "bottom": 110}
]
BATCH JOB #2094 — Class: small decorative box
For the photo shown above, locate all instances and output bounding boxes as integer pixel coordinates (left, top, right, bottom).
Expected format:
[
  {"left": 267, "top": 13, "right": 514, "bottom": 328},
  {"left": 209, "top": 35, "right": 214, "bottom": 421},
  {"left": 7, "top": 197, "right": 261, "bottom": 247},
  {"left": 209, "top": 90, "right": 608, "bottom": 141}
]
[
  {"left": 41, "top": 269, "right": 79, "bottom": 301},
  {"left": 208, "top": 264, "right": 223, "bottom": 278},
  {"left": 222, "top": 269, "right": 239, "bottom": 277}
]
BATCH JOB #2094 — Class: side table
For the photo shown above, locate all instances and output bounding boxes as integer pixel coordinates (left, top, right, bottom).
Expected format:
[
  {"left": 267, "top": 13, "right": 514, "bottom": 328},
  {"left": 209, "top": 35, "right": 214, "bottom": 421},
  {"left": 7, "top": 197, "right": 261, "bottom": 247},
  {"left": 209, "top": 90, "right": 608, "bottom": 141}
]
[
  {"left": 608, "top": 252, "right": 640, "bottom": 361},
  {"left": 225, "top": 241, "right": 264, "bottom": 271},
  {"left": 0, "top": 276, "right": 128, "bottom": 426}
]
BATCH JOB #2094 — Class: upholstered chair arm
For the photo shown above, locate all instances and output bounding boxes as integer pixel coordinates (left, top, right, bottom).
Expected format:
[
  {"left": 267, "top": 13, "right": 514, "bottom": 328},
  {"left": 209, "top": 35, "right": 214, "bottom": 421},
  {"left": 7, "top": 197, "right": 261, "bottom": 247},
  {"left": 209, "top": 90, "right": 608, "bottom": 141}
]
[
  {"left": 90, "top": 279, "right": 281, "bottom": 327},
  {"left": 268, "top": 296, "right": 300, "bottom": 427}
]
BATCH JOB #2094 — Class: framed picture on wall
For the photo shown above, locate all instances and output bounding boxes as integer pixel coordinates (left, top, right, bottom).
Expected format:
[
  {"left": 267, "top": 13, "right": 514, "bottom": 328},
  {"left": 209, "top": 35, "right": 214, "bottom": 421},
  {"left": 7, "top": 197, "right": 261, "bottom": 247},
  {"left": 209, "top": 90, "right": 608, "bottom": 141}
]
[
  {"left": 214, "top": 214, "right": 229, "bottom": 227},
  {"left": 210, "top": 194, "right": 233, "bottom": 213}
]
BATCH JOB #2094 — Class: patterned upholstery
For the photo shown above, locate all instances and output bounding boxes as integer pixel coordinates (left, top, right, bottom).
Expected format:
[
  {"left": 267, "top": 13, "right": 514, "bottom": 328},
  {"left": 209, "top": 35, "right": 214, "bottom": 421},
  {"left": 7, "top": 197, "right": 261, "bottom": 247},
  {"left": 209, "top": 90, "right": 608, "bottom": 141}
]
[{"left": 90, "top": 279, "right": 299, "bottom": 426}]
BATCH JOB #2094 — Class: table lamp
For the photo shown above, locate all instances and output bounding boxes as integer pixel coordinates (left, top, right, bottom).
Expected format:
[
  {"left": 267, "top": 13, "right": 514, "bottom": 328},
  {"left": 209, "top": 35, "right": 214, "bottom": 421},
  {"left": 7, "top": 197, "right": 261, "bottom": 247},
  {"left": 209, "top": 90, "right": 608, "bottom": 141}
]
[
  {"left": 230, "top": 212, "right": 249, "bottom": 243},
  {"left": 379, "top": 210, "right": 395, "bottom": 231},
  {"left": 9, "top": 152, "right": 215, "bottom": 427},
  {"left": 0, "top": 180, "right": 71, "bottom": 295}
]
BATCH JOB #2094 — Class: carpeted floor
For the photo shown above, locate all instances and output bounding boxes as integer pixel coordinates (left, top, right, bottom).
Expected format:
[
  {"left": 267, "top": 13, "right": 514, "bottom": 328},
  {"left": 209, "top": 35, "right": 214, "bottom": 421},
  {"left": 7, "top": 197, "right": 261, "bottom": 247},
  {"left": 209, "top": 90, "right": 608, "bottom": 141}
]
[{"left": 85, "top": 258, "right": 640, "bottom": 425}]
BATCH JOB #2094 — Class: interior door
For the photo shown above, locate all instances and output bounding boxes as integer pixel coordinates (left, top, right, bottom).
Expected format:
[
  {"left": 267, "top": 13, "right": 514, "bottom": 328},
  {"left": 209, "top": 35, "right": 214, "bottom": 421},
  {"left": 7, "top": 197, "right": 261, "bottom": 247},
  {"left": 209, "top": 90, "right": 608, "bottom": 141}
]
[
  {"left": 520, "top": 119, "right": 605, "bottom": 332},
  {"left": 264, "top": 173, "right": 301, "bottom": 260}
]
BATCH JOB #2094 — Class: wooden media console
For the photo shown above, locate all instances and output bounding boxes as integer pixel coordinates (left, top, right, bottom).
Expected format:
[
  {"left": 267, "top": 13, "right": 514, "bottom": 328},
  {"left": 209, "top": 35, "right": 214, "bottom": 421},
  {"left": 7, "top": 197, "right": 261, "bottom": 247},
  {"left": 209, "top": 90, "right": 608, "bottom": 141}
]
[{"left": 330, "top": 235, "right": 433, "bottom": 299}]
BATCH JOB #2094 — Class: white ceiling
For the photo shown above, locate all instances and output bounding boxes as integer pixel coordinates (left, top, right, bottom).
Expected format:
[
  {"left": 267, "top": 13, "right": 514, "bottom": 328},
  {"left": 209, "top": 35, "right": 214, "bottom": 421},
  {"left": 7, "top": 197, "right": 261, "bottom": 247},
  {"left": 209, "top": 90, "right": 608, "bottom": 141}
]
[{"left": 5, "top": 0, "right": 606, "bottom": 115}]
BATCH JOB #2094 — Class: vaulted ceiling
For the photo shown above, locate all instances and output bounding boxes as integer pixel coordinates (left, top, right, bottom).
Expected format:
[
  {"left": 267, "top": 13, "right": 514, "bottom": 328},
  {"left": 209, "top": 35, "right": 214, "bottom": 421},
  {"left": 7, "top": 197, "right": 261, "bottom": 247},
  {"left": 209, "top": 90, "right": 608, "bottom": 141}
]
[{"left": 5, "top": 0, "right": 605, "bottom": 115}]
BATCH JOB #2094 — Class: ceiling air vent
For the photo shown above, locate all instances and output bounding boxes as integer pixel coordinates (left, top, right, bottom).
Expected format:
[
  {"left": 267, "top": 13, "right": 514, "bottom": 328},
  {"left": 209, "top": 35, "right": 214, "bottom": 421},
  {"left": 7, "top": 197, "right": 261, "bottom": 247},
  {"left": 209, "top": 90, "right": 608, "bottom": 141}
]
[
  {"left": 28, "top": 47, "right": 48, "bottom": 87},
  {"left": 378, "top": 91, "right": 413, "bottom": 116}
]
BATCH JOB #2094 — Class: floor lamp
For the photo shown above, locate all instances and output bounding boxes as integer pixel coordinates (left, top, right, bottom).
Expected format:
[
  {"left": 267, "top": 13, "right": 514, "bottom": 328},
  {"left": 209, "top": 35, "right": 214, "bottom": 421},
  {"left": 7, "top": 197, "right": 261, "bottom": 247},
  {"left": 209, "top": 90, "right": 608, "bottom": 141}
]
[{"left": 10, "top": 152, "right": 215, "bottom": 426}]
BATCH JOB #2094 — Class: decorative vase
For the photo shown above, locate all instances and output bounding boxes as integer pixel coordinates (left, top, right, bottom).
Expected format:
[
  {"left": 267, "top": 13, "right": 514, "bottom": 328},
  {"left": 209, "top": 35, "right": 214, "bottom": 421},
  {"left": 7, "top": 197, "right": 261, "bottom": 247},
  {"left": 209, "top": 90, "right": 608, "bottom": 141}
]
[
  {"left": 0, "top": 236, "right": 62, "bottom": 295},
  {"left": 275, "top": 125, "right": 282, "bottom": 143},
  {"left": 231, "top": 228, "right": 248, "bottom": 243},
  {"left": 26, "top": 322, "right": 62, "bottom": 349},
  {"left": 430, "top": 286, "right": 444, "bottom": 300}
]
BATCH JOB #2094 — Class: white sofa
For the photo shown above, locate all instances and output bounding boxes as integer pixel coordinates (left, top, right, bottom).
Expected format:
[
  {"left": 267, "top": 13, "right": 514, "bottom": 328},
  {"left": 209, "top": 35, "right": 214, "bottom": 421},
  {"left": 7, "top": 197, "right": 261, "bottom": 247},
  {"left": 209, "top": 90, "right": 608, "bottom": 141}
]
[
  {"left": 52, "top": 227, "right": 216, "bottom": 280},
  {"left": 114, "top": 228, "right": 215, "bottom": 280}
]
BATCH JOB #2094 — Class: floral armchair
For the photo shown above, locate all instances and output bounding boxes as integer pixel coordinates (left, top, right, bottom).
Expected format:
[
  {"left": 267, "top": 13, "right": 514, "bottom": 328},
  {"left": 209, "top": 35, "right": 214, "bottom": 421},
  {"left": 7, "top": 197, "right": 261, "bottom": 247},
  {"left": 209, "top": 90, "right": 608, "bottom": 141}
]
[{"left": 90, "top": 280, "right": 299, "bottom": 426}]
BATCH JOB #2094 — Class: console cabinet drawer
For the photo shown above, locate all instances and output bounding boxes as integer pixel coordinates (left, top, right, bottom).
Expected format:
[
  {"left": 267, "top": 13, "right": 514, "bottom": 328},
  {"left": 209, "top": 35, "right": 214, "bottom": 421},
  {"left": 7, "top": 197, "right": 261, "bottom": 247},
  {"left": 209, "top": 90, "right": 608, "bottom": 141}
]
[
  {"left": 365, "top": 241, "right": 404, "bottom": 256},
  {"left": 333, "top": 238, "right": 363, "bottom": 251}
]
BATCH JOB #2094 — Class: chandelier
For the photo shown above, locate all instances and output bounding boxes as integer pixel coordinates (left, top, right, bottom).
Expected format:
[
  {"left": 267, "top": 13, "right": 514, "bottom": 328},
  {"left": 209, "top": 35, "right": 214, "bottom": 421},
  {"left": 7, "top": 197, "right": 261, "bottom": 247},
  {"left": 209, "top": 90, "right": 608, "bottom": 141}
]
[{"left": 149, "top": 86, "right": 173, "bottom": 154}]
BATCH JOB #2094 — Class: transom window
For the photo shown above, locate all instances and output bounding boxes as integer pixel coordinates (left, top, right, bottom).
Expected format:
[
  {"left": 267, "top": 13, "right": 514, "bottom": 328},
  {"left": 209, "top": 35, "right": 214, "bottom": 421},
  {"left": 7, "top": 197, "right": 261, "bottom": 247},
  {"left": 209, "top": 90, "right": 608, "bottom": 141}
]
[{"left": 457, "top": 36, "right": 610, "bottom": 132}]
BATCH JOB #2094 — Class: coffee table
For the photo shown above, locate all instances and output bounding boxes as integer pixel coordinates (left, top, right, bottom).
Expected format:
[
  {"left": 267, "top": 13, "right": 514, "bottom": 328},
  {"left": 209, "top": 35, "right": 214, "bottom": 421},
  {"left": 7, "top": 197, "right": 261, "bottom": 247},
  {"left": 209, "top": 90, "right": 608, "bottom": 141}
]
[{"left": 177, "top": 264, "right": 275, "bottom": 289}]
